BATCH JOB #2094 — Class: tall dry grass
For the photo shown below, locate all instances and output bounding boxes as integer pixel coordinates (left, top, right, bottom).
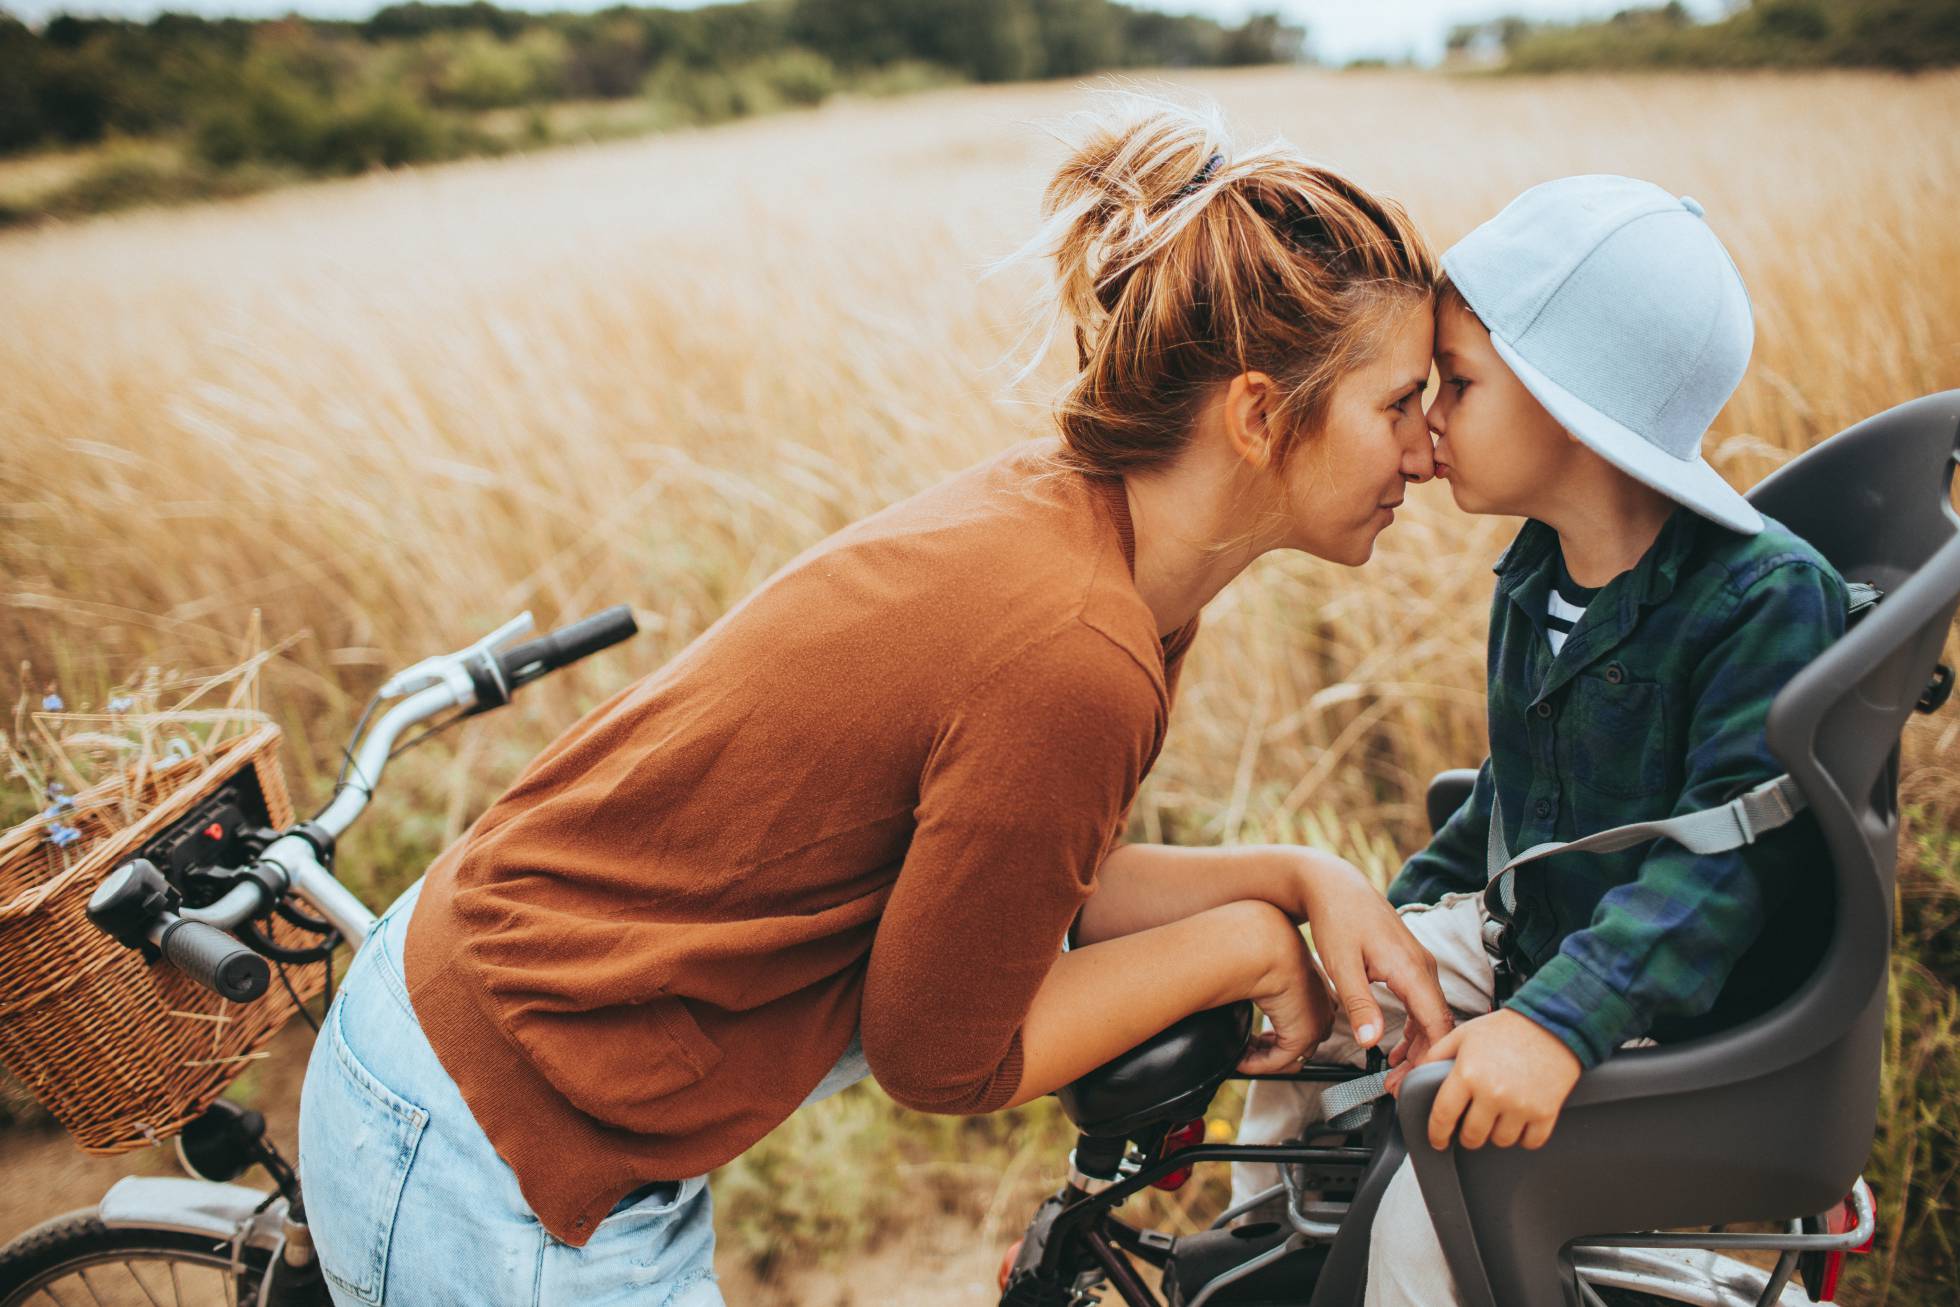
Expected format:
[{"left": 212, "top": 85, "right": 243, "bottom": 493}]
[{"left": 3, "top": 66, "right": 1958, "bottom": 1301}]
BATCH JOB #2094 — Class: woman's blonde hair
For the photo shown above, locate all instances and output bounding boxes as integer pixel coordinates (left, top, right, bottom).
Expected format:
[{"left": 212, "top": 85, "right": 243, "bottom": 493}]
[{"left": 1011, "top": 94, "right": 1435, "bottom": 478}]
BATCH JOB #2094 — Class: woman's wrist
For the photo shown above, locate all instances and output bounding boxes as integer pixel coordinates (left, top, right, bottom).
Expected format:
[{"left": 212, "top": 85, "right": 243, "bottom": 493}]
[
  {"left": 1286, "top": 846, "right": 1370, "bottom": 920},
  {"left": 1211, "top": 898, "right": 1304, "bottom": 1005}
]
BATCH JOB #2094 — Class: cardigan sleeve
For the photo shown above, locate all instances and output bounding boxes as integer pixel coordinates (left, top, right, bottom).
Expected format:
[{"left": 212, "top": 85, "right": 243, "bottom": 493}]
[{"left": 859, "top": 620, "right": 1164, "bottom": 1114}]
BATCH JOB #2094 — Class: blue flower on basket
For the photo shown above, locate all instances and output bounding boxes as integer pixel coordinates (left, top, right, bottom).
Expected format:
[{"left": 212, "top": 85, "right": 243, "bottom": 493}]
[
  {"left": 45, "top": 822, "right": 81, "bottom": 848},
  {"left": 43, "top": 793, "right": 76, "bottom": 820},
  {"left": 41, "top": 692, "right": 64, "bottom": 712},
  {"left": 106, "top": 695, "right": 135, "bottom": 713}
]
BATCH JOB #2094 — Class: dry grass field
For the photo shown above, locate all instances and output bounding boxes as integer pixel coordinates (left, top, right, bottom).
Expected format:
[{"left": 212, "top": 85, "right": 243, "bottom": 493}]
[{"left": 3, "top": 65, "right": 1958, "bottom": 1302}]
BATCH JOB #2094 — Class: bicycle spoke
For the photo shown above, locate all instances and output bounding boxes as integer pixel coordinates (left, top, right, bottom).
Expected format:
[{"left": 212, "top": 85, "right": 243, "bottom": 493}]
[
  {"left": 72, "top": 1268, "right": 108, "bottom": 1307},
  {"left": 122, "top": 1261, "right": 167, "bottom": 1307},
  {"left": 167, "top": 1263, "right": 182, "bottom": 1307},
  {"left": 38, "top": 1283, "right": 73, "bottom": 1307}
]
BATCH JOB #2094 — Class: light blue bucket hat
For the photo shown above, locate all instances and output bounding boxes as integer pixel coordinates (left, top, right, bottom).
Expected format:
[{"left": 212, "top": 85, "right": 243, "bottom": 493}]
[{"left": 1441, "top": 174, "right": 1763, "bottom": 535}]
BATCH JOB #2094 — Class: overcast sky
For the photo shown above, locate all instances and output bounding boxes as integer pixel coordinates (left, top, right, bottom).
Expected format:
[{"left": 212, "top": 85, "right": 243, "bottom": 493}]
[{"left": 1, "top": 0, "right": 1734, "bottom": 66}]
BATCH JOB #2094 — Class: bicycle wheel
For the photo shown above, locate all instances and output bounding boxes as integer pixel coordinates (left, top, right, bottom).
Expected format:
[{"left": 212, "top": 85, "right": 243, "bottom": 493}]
[{"left": 0, "top": 1207, "right": 270, "bottom": 1307}]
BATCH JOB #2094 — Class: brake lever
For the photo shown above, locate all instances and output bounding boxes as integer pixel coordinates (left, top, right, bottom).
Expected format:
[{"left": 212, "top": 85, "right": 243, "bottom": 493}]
[{"left": 376, "top": 611, "right": 535, "bottom": 699}]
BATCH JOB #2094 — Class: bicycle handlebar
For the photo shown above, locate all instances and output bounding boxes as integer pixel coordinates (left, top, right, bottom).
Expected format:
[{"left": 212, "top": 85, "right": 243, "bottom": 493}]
[
  {"left": 495, "top": 604, "right": 638, "bottom": 693},
  {"left": 158, "top": 918, "right": 271, "bottom": 1003},
  {"left": 96, "top": 604, "right": 642, "bottom": 1002}
]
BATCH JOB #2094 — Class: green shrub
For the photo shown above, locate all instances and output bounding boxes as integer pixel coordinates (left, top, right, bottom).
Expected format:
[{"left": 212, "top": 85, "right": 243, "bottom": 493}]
[
  {"left": 433, "top": 29, "right": 569, "bottom": 110},
  {"left": 192, "top": 77, "right": 453, "bottom": 175},
  {"left": 643, "top": 59, "right": 749, "bottom": 126},
  {"left": 755, "top": 47, "right": 837, "bottom": 107},
  {"left": 310, "top": 90, "right": 449, "bottom": 174},
  {"left": 845, "top": 58, "right": 963, "bottom": 98},
  {"left": 53, "top": 150, "right": 210, "bottom": 210}
]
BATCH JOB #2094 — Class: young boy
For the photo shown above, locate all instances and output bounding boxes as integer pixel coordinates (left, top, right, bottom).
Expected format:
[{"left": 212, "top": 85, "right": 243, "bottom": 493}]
[{"left": 1231, "top": 175, "right": 1848, "bottom": 1307}]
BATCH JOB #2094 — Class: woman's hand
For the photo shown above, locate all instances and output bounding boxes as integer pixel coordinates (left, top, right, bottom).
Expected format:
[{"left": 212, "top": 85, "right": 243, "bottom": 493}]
[
  {"left": 1289, "top": 849, "right": 1454, "bottom": 1058},
  {"left": 1235, "top": 900, "right": 1337, "bottom": 1074}
]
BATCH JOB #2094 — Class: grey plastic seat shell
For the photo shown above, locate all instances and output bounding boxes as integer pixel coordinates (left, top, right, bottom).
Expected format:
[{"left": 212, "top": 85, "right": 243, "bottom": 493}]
[{"left": 1390, "top": 390, "right": 1960, "bottom": 1307}]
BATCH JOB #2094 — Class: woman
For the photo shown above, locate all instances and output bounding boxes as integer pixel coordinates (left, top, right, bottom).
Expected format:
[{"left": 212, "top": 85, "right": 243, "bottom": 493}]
[{"left": 298, "top": 97, "right": 1453, "bottom": 1306}]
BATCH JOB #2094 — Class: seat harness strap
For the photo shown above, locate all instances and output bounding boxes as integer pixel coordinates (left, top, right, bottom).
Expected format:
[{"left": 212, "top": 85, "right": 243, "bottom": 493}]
[{"left": 1483, "top": 772, "right": 1806, "bottom": 919}]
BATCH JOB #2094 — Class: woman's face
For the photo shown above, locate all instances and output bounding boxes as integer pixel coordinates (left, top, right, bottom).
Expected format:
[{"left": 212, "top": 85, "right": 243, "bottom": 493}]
[{"left": 1277, "top": 297, "right": 1437, "bottom": 566}]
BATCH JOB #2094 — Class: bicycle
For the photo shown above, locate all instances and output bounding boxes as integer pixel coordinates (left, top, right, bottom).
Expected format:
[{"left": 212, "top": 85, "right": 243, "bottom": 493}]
[{"left": 0, "top": 604, "right": 639, "bottom": 1306}]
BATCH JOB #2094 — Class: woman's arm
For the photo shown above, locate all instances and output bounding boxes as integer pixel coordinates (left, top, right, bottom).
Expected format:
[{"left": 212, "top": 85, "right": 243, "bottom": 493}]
[
  {"left": 1077, "top": 841, "right": 1455, "bottom": 1058},
  {"left": 1071, "top": 841, "right": 1326, "bottom": 943},
  {"left": 1000, "top": 898, "right": 1330, "bottom": 1109}
]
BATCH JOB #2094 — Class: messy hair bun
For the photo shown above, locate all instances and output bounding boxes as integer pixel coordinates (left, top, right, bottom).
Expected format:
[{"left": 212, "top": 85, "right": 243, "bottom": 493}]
[{"left": 1017, "top": 94, "right": 1435, "bottom": 477}]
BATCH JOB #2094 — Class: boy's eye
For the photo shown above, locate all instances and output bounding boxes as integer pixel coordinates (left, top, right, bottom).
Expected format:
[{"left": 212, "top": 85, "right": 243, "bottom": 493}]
[{"left": 1448, "top": 377, "right": 1470, "bottom": 394}]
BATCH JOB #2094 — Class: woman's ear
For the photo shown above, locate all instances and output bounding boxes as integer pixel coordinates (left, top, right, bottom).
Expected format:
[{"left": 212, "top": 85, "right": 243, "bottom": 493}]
[{"left": 1223, "top": 371, "right": 1278, "bottom": 471}]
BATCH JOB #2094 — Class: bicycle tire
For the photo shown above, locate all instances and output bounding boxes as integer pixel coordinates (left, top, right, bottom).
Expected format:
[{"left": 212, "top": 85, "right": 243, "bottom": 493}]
[{"left": 0, "top": 1206, "right": 271, "bottom": 1306}]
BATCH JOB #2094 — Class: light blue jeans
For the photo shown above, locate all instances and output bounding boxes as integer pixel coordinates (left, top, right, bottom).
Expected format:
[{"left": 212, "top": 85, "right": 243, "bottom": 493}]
[{"left": 297, "top": 876, "right": 869, "bottom": 1306}]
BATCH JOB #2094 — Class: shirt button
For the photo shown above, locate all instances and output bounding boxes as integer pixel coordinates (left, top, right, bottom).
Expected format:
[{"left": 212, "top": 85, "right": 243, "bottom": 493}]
[
  {"left": 1605, "top": 663, "right": 1625, "bottom": 684},
  {"left": 1535, "top": 799, "right": 1551, "bottom": 818},
  {"left": 1533, "top": 701, "right": 1553, "bottom": 718}
]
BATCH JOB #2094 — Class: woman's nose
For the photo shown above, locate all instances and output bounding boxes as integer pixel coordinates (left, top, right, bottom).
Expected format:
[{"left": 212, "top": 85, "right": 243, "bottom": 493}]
[{"left": 1402, "top": 416, "right": 1436, "bottom": 484}]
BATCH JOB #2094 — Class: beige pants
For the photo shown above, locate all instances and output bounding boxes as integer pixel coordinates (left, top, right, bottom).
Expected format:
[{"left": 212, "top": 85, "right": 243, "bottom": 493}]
[{"left": 1231, "top": 892, "right": 1497, "bottom": 1307}]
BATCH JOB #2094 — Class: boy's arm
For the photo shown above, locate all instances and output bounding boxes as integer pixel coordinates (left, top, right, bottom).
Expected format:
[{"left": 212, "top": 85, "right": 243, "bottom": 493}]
[
  {"left": 1502, "top": 559, "right": 1849, "bottom": 1069},
  {"left": 1387, "top": 757, "right": 1497, "bottom": 908}
]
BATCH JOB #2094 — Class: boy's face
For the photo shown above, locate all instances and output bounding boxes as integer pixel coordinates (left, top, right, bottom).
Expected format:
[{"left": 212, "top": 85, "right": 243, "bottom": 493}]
[{"left": 1425, "top": 296, "right": 1577, "bottom": 518}]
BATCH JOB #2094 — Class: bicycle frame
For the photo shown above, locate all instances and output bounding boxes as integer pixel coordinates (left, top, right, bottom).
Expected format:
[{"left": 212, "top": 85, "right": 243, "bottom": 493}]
[{"left": 1003, "top": 1120, "right": 1873, "bottom": 1307}]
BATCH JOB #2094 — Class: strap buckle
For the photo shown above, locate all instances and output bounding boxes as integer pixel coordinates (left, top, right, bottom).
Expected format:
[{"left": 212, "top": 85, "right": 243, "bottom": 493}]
[
  {"left": 1479, "top": 912, "right": 1510, "bottom": 961},
  {"left": 1735, "top": 774, "right": 1799, "bottom": 844}
]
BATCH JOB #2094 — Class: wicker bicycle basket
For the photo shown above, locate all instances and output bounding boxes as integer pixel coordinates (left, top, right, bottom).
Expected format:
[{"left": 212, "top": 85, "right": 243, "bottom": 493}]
[{"left": 0, "top": 723, "right": 327, "bottom": 1153}]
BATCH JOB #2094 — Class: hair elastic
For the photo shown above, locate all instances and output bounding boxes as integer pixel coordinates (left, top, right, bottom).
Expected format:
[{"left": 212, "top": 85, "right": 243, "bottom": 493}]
[{"left": 1176, "top": 152, "right": 1224, "bottom": 200}]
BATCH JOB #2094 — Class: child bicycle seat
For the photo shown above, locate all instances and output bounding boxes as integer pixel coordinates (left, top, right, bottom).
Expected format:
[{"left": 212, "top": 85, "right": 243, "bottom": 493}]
[
  {"left": 1017, "top": 392, "right": 1956, "bottom": 1307},
  {"left": 1396, "top": 389, "right": 1960, "bottom": 1307}
]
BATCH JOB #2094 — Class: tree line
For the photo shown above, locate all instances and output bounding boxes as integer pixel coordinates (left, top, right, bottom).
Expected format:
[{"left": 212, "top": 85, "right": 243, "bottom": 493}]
[
  {"left": 0, "top": 0, "right": 1305, "bottom": 170},
  {"left": 1449, "top": 0, "right": 1960, "bottom": 73}
]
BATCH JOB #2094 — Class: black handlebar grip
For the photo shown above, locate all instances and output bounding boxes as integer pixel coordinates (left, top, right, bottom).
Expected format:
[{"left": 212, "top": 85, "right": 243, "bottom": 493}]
[
  {"left": 497, "top": 604, "right": 639, "bottom": 689},
  {"left": 158, "top": 919, "right": 271, "bottom": 1003}
]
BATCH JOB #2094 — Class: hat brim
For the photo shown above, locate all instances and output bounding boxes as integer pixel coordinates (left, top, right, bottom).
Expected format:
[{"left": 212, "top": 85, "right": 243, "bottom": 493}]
[{"left": 1488, "top": 332, "right": 1763, "bottom": 536}]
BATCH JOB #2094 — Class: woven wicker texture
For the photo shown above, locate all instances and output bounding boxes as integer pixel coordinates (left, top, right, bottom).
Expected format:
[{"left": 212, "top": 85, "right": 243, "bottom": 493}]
[{"left": 0, "top": 724, "right": 326, "bottom": 1153}]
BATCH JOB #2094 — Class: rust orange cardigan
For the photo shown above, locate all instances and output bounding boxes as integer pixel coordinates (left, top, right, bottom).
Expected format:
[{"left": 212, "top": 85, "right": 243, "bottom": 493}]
[{"left": 403, "top": 437, "right": 1199, "bottom": 1244}]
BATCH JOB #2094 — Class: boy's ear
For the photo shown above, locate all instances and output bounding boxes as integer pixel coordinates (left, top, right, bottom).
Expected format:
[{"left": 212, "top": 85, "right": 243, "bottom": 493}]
[{"left": 1224, "top": 371, "right": 1279, "bottom": 471}]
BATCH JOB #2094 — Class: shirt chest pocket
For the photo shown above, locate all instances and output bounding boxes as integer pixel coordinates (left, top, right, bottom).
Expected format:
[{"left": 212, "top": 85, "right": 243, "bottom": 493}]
[{"left": 1556, "top": 667, "right": 1676, "bottom": 805}]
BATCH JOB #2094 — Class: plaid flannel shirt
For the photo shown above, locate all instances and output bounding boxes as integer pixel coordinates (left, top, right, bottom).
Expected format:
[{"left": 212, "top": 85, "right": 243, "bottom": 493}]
[{"left": 1387, "top": 505, "right": 1848, "bottom": 1068}]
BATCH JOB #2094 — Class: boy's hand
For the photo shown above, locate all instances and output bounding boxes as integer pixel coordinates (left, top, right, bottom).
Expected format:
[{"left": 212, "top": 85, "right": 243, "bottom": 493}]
[{"left": 1407, "top": 1009, "right": 1582, "bottom": 1151}]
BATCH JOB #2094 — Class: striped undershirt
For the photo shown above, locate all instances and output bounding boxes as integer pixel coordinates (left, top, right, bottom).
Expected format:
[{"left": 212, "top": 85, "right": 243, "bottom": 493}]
[{"left": 1546, "top": 547, "right": 1602, "bottom": 656}]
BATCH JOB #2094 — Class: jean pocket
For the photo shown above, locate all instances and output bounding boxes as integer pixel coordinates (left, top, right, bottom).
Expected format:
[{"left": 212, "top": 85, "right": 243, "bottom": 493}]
[
  {"left": 594, "top": 1177, "right": 695, "bottom": 1231},
  {"left": 302, "top": 996, "right": 431, "bottom": 1306}
]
